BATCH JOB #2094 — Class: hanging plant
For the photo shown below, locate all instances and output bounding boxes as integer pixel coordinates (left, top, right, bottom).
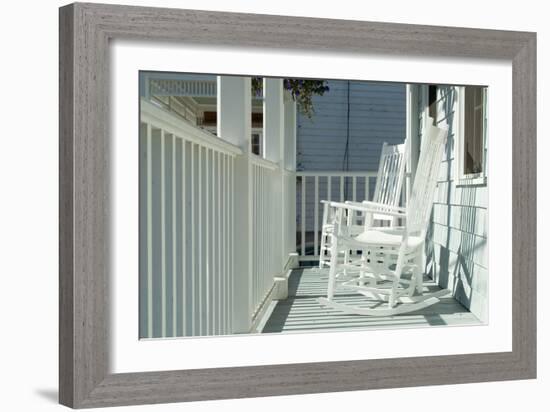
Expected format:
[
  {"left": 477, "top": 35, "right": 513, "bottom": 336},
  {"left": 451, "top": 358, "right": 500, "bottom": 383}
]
[{"left": 251, "top": 78, "right": 330, "bottom": 118}]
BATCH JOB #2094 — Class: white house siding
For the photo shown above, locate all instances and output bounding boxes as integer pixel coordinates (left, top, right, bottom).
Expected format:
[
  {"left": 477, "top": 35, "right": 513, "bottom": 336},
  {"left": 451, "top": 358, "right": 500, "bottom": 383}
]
[
  {"left": 420, "top": 85, "right": 488, "bottom": 322},
  {"left": 296, "top": 81, "right": 406, "bottom": 235}
]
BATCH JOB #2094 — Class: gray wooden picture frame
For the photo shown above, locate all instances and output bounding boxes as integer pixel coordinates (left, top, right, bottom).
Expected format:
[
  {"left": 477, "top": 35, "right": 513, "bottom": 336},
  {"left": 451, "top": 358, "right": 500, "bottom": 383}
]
[{"left": 59, "top": 2, "right": 536, "bottom": 408}]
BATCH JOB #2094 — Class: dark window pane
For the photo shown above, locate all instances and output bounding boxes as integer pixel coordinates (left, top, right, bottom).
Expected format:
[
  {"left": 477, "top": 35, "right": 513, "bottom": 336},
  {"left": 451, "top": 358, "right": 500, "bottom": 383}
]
[
  {"left": 463, "top": 86, "right": 485, "bottom": 175},
  {"left": 251, "top": 133, "right": 261, "bottom": 155},
  {"left": 428, "top": 85, "right": 438, "bottom": 124}
]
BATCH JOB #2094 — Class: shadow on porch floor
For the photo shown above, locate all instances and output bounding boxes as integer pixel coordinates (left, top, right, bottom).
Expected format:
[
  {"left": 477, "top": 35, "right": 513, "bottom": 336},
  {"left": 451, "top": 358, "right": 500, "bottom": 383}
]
[{"left": 260, "top": 267, "right": 482, "bottom": 334}]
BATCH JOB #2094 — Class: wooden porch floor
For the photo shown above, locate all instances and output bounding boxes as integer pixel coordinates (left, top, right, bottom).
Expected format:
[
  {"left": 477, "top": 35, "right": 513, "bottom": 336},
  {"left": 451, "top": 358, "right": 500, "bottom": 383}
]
[{"left": 260, "top": 267, "right": 481, "bottom": 333}]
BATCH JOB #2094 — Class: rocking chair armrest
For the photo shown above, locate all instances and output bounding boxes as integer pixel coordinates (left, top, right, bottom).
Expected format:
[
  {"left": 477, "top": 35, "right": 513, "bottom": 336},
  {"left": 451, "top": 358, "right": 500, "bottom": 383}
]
[
  {"left": 323, "top": 200, "right": 406, "bottom": 219},
  {"left": 358, "top": 200, "right": 406, "bottom": 213},
  {"left": 343, "top": 200, "right": 407, "bottom": 216},
  {"left": 320, "top": 200, "right": 354, "bottom": 210}
]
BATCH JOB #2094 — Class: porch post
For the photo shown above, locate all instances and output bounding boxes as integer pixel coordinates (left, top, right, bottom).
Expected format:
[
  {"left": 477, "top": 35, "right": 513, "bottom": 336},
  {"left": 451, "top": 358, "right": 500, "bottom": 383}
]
[
  {"left": 264, "top": 79, "right": 284, "bottom": 264},
  {"left": 263, "top": 78, "right": 284, "bottom": 163},
  {"left": 263, "top": 78, "right": 289, "bottom": 298},
  {"left": 217, "top": 76, "right": 252, "bottom": 333},
  {"left": 283, "top": 93, "right": 297, "bottom": 259},
  {"left": 283, "top": 92, "right": 297, "bottom": 171}
]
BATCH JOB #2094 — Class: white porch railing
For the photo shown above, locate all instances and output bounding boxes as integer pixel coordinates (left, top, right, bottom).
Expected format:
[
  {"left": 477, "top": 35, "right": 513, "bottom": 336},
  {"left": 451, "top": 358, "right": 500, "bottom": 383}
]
[
  {"left": 140, "top": 97, "right": 297, "bottom": 337},
  {"left": 140, "top": 99, "right": 242, "bottom": 338},
  {"left": 250, "top": 156, "right": 281, "bottom": 317},
  {"left": 296, "top": 170, "right": 411, "bottom": 261},
  {"left": 295, "top": 171, "right": 378, "bottom": 261}
]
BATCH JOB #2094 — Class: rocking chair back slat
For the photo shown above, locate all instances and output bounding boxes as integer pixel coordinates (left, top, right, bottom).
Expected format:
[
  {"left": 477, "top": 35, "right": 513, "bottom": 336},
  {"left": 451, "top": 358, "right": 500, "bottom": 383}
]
[
  {"left": 372, "top": 141, "right": 408, "bottom": 208},
  {"left": 406, "top": 123, "right": 448, "bottom": 236}
]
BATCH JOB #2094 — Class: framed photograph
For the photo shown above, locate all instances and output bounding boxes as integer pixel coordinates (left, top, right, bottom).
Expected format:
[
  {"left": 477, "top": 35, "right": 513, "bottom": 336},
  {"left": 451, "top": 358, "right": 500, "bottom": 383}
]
[{"left": 59, "top": 2, "right": 536, "bottom": 408}]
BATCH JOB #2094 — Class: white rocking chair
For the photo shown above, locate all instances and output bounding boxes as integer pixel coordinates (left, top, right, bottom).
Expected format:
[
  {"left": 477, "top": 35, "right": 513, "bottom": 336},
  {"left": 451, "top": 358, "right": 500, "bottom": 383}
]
[
  {"left": 318, "top": 123, "right": 449, "bottom": 316},
  {"left": 319, "top": 139, "right": 409, "bottom": 269}
]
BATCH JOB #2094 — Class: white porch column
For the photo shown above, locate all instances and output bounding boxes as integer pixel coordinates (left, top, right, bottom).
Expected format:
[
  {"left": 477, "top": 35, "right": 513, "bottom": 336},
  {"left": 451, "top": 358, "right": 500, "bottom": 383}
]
[
  {"left": 283, "top": 94, "right": 297, "bottom": 263},
  {"left": 217, "top": 76, "right": 252, "bottom": 333},
  {"left": 263, "top": 78, "right": 284, "bottom": 163},
  {"left": 263, "top": 78, "right": 289, "bottom": 298},
  {"left": 218, "top": 76, "right": 252, "bottom": 149},
  {"left": 264, "top": 79, "right": 284, "bottom": 257},
  {"left": 283, "top": 93, "right": 297, "bottom": 171}
]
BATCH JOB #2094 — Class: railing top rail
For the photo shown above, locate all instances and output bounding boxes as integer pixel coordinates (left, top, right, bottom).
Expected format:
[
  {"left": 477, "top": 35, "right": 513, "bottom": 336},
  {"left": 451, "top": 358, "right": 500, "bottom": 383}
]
[
  {"left": 250, "top": 154, "right": 279, "bottom": 171},
  {"left": 296, "top": 171, "right": 378, "bottom": 177},
  {"left": 140, "top": 98, "right": 243, "bottom": 156}
]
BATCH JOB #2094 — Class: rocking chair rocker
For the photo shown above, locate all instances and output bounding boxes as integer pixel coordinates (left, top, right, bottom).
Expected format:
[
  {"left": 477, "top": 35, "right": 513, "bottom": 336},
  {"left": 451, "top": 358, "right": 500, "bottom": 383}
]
[{"left": 318, "top": 122, "right": 449, "bottom": 316}]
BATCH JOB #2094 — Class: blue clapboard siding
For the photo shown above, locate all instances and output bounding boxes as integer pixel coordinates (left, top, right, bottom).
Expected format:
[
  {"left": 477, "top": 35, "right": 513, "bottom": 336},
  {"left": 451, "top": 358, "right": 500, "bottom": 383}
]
[
  {"left": 421, "top": 86, "right": 489, "bottom": 323},
  {"left": 296, "top": 80, "right": 406, "bottom": 171},
  {"left": 296, "top": 81, "right": 406, "bottom": 234}
]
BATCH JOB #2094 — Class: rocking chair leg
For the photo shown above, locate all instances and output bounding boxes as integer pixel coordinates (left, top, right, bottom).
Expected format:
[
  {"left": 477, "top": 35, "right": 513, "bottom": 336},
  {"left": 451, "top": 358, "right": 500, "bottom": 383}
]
[
  {"left": 414, "top": 253, "right": 424, "bottom": 294},
  {"left": 388, "top": 281, "right": 398, "bottom": 307},
  {"left": 319, "top": 203, "right": 329, "bottom": 269},
  {"left": 327, "top": 235, "right": 339, "bottom": 300},
  {"left": 406, "top": 254, "right": 423, "bottom": 297},
  {"left": 319, "top": 232, "right": 328, "bottom": 269},
  {"left": 416, "top": 270, "right": 423, "bottom": 294},
  {"left": 343, "top": 248, "right": 350, "bottom": 276},
  {"left": 389, "top": 245, "right": 407, "bottom": 307}
]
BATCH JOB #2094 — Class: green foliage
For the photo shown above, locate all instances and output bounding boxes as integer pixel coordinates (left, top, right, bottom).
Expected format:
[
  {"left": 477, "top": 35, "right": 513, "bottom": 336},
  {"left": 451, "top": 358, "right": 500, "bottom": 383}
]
[{"left": 251, "top": 78, "right": 330, "bottom": 118}]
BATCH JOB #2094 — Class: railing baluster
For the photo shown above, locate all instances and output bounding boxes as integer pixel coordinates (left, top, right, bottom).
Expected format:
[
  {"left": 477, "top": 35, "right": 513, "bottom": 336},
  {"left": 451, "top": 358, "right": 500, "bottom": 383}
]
[
  {"left": 230, "top": 157, "right": 235, "bottom": 333},
  {"left": 221, "top": 154, "right": 226, "bottom": 334},
  {"left": 172, "top": 134, "right": 177, "bottom": 336},
  {"left": 181, "top": 139, "right": 186, "bottom": 337},
  {"left": 254, "top": 166, "right": 257, "bottom": 315},
  {"left": 198, "top": 146, "right": 203, "bottom": 336},
  {"left": 160, "top": 130, "right": 166, "bottom": 338},
  {"left": 266, "top": 171, "right": 270, "bottom": 290},
  {"left": 257, "top": 167, "right": 260, "bottom": 313},
  {"left": 261, "top": 170, "right": 265, "bottom": 301},
  {"left": 252, "top": 166, "right": 255, "bottom": 316},
  {"left": 225, "top": 155, "right": 230, "bottom": 332},
  {"left": 252, "top": 166, "right": 256, "bottom": 316},
  {"left": 301, "top": 176, "right": 306, "bottom": 256},
  {"left": 210, "top": 151, "right": 216, "bottom": 335},
  {"left": 314, "top": 176, "right": 319, "bottom": 258},
  {"left": 146, "top": 124, "right": 153, "bottom": 338},
  {"left": 190, "top": 143, "right": 196, "bottom": 336},
  {"left": 205, "top": 148, "right": 210, "bottom": 335},
  {"left": 266, "top": 171, "right": 271, "bottom": 292},
  {"left": 216, "top": 152, "right": 225, "bottom": 335}
]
